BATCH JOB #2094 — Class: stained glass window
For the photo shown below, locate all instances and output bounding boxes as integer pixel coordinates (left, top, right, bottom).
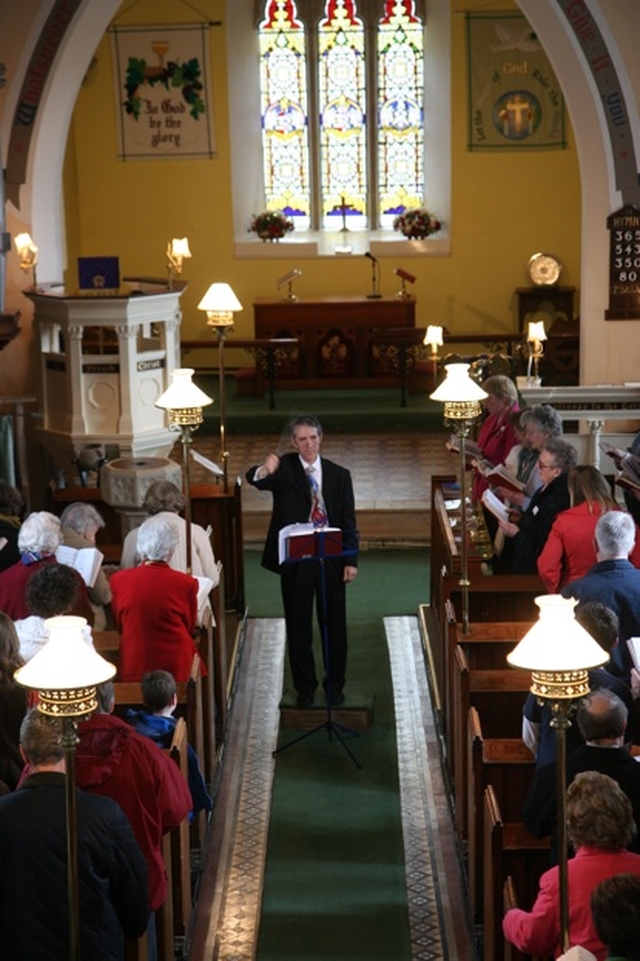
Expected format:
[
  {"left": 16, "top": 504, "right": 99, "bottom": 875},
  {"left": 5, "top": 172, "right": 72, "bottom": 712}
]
[
  {"left": 258, "top": 0, "right": 425, "bottom": 232},
  {"left": 259, "top": 1, "right": 311, "bottom": 223},
  {"left": 378, "top": 1, "right": 425, "bottom": 225}
]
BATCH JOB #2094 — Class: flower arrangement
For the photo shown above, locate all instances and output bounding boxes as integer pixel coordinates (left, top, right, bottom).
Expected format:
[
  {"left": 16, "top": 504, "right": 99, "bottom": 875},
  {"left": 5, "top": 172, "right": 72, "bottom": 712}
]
[
  {"left": 249, "top": 210, "right": 295, "bottom": 241},
  {"left": 393, "top": 207, "right": 442, "bottom": 240}
]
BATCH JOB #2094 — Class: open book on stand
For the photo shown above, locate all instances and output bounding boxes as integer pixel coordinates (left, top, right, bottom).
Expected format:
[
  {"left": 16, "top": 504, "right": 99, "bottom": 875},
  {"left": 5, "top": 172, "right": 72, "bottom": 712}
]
[
  {"left": 278, "top": 523, "right": 343, "bottom": 565},
  {"left": 481, "top": 488, "right": 510, "bottom": 525},
  {"left": 55, "top": 545, "right": 104, "bottom": 588}
]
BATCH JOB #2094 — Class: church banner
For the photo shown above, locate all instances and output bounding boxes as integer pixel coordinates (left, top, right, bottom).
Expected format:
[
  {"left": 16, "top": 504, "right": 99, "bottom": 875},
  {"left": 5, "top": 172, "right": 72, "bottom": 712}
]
[
  {"left": 466, "top": 13, "right": 565, "bottom": 151},
  {"left": 110, "top": 23, "right": 216, "bottom": 160}
]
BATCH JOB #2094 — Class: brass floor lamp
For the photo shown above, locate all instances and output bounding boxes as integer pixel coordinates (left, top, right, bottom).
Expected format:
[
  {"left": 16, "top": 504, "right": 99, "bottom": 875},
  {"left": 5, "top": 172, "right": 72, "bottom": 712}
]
[
  {"left": 430, "top": 362, "right": 487, "bottom": 634},
  {"left": 507, "top": 595, "right": 608, "bottom": 953},
  {"left": 197, "top": 283, "right": 243, "bottom": 492}
]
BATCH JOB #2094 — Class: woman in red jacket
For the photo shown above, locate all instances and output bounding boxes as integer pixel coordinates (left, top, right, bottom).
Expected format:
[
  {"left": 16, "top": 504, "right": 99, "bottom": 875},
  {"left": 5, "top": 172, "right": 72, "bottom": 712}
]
[
  {"left": 111, "top": 514, "right": 201, "bottom": 682},
  {"left": 537, "top": 464, "right": 618, "bottom": 593}
]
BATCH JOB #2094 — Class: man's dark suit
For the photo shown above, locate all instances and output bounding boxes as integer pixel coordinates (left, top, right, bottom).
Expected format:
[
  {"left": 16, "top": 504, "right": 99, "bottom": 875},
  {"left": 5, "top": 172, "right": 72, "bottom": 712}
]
[{"left": 246, "top": 452, "right": 358, "bottom": 698}]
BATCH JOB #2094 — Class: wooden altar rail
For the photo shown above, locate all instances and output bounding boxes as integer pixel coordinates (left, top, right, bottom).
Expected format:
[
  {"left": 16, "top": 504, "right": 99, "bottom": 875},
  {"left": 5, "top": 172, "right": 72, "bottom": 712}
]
[{"left": 180, "top": 338, "right": 299, "bottom": 409}]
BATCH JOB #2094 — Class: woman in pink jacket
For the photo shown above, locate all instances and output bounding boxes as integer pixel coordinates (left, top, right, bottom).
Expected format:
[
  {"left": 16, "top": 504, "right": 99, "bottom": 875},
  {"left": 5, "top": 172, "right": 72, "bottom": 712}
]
[
  {"left": 503, "top": 771, "right": 640, "bottom": 960},
  {"left": 537, "top": 465, "right": 618, "bottom": 593}
]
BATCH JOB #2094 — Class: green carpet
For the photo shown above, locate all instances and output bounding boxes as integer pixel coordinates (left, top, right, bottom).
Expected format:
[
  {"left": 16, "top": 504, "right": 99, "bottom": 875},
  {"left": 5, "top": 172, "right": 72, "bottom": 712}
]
[
  {"left": 195, "top": 376, "right": 443, "bottom": 435},
  {"left": 244, "top": 548, "right": 430, "bottom": 961}
]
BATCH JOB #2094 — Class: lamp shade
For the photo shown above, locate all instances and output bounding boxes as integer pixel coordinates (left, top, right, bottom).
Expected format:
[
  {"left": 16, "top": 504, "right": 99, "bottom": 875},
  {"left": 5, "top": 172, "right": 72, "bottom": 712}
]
[
  {"left": 424, "top": 325, "right": 444, "bottom": 348},
  {"left": 14, "top": 616, "right": 116, "bottom": 717},
  {"left": 507, "top": 595, "right": 608, "bottom": 699},
  {"left": 197, "top": 283, "right": 243, "bottom": 313},
  {"left": 156, "top": 368, "right": 213, "bottom": 412},
  {"left": 430, "top": 363, "right": 488, "bottom": 403},
  {"left": 170, "top": 237, "right": 191, "bottom": 259},
  {"left": 14, "top": 232, "right": 38, "bottom": 265},
  {"left": 527, "top": 320, "right": 547, "bottom": 343}
]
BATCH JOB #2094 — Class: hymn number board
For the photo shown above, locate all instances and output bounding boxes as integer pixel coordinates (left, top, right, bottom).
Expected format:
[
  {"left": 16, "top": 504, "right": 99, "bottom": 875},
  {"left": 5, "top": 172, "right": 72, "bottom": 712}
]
[{"left": 606, "top": 204, "right": 640, "bottom": 320}]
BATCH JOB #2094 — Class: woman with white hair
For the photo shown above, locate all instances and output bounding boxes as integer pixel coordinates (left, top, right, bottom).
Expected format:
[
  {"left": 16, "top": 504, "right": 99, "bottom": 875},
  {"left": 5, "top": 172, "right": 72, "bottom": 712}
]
[
  {"left": 110, "top": 515, "right": 202, "bottom": 683},
  {"left": 0, "top": 511, "right": 93, "bottom": 623}
]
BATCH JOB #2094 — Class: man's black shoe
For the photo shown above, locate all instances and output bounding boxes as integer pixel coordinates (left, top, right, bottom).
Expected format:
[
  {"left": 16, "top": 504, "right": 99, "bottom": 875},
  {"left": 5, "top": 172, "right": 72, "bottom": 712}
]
[
  {"left": 330, "top": 690, "right": 345, "bottom": 706},
  {"left": 296, "top": 692, "right": 315, "bottom": 708}
]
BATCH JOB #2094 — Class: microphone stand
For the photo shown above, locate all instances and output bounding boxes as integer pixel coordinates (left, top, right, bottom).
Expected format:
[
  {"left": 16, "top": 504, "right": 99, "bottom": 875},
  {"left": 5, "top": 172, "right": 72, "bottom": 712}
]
[{"left": 365, "top": 253, "right": 382, "bottom": 299}]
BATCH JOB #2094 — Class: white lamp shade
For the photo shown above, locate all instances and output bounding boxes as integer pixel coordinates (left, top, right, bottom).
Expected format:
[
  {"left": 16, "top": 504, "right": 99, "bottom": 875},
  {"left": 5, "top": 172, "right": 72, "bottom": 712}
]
[
  {"left": 429, "top": 363, "right": 488, "bottom": 403},
  {"left": 507, "top": 595, "right": 609, "bottom": 673},
  {"left": 527, "top": 320, "right": 547, "bottom": 342},
  {"left": 170, "top": 237, "right": 191, "bottom": 259},
  {"left": 14, "top": 616, "right": 116, "bottom": 691},
  {"left": 156, "top": 368, "right": 213, "bottom": 411},
  {"left": 198, "top": 283, "right": 243, "bottom": 313},
  {"left": 424, "top": 325, "right": 444, "bottom": 348}
]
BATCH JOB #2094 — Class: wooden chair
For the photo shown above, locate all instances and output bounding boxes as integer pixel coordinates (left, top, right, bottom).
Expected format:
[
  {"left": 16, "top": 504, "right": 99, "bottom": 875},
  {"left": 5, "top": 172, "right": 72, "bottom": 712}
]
[
  {"left": 452, "top": 644, "right": 532, "bottom": 840},
  {"left": 483, "top": 785, "right": 550, "bottom": 961},
  {"left": 467, "top": 706, "right": 537, "bottom": 922}
]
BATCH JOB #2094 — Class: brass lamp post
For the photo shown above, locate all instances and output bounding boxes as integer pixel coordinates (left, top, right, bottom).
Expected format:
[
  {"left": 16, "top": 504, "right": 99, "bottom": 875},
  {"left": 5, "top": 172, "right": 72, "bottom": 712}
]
[
  {"left": 14, "top": 616, "right": 117, "bottom": 961},
  {"left": 430, "top": 362, "right": 487, "bottom": 634},
  {"left": 197, "top": 283, "right": 243, "bottom": 491},
  {"left": 156, "top": 367, "right": 213, "bottom": 572},
  {"left": 507, "top": 595, "right": 608, "bottom": 953}
]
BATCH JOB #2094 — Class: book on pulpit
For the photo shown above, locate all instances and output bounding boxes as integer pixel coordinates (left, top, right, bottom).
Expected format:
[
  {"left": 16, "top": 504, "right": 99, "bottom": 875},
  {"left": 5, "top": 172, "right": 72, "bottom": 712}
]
[{"left": 278, "top": 523, "right": 342, "bottom": 565}]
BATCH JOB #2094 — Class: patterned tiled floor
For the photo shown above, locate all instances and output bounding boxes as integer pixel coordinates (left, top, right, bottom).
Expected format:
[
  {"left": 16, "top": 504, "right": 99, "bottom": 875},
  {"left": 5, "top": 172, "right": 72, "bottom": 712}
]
[{"left": 190, "top": 616, "right": 475, "bottom": 961}]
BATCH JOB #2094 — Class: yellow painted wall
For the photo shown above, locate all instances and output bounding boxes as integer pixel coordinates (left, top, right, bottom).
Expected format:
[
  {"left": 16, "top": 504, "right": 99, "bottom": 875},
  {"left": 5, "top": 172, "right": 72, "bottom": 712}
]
[{"left": 64, "top": 0, "right": 581, "bottom": 346}]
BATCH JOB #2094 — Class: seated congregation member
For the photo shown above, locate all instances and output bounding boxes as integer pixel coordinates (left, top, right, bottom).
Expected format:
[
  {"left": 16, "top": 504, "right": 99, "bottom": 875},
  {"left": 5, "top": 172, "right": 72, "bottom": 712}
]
[
  {"left": 522, "top": 601, "right": 637, "bottom": 768},
  {"left": 119, "top": 480, "right": 219, "bottom": 586},
  {"left": 0, "top": 511, "right": 93, "bottom": 623},
  {"left": 127, "top": 669, "right": 212, "bottom": 816},
  {"left": 537, "top": 465, "right": 619, "bottom": 593},
  {"left": 591, "top": 874, "right": 640, "bottom": 961},
  {"left": 75, "top": 681, "right": 192, "bottom": 940},
  {"left": 0, "top": 709, "right": 148, "bottom": 960},
  {"left": 523, "top": 689, "right": 640, "bottom": 862},
  {"left": 470, "top": 374, "right": 520, "bottom": 504},
  {"left": 504, "top": 771, "right": 640, "bottom": 961},
  {"left": 14, "top": 563, "right": 94, "bottom": 663},
  {"left": 498, "top": 436, "right": 577, "bottom": 575},
  {"left": 59, "top": 501, "right": 113, "bottom": 620},
  {"left": 110, "top": 514, "right": 202, "bottom": 683},
  {"left": 562, "top": 511, "right": 640, "bottom": 680},
  {"left": 0, "top": 612, "right": 27, "bottom": 792},
  {"left": 0, "top": 480, "right": 24, "bottom": 573}
]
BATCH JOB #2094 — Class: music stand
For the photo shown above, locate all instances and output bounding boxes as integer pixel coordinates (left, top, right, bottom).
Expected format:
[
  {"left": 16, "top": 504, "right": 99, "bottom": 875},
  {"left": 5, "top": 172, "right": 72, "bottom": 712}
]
[{"left": 273, "top": 527, "right": 361, "bottom": 769}]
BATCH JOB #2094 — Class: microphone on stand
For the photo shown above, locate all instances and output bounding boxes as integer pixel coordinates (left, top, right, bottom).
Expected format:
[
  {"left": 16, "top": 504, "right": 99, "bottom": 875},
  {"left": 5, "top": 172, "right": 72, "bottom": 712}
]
[{"left": 364, "top": 251, "right": 382, "bottom": 299}]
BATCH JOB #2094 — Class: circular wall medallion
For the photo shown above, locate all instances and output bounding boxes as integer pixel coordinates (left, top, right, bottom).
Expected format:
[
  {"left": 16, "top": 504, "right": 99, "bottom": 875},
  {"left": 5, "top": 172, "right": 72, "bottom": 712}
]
[{"left": 527, "top": 252, "right": 562, "bottom": 286}]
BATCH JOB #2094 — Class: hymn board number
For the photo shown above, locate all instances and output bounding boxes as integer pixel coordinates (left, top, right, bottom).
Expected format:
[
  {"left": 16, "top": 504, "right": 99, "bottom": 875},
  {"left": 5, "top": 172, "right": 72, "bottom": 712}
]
[{"left": 606, "top": 204, "right": 640, "bottom": 320}]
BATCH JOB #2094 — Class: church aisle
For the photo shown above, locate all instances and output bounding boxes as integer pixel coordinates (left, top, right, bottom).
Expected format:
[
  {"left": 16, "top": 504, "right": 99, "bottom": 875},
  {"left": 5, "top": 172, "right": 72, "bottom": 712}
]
[{"left": 188, "top": 614, "right": 476, "bottom": 961}]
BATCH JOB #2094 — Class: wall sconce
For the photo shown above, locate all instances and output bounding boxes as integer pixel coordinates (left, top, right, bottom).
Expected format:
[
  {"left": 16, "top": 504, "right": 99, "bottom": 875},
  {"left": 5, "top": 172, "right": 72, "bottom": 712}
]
[
  {"left": 526, "top": 318, "right": 547, "bottom": 385},
  {"left": 166, "top": 237, "right": 191, "bottom": 290},
  {"left": 423, "top": 324, "right": 444, "bottom": 385},
  {"left": 14, "top": 615, "right": 117, "bottom": 961},
  {"left": 155, "top": 368, "right": 213, "bottom": 572},
  {"left": 276, "top": 267, "right": 302, "bottom": 302},
  {"left": 430, "top": 363, "right": 488, "bottom": 634},
  {"left": 14, "top": 231, "right": 38, "bottom": 288},
  {"left": 197, "top": 283, "right": 243, "bottom": 491},
  {"left": 507, "top": 595, "right": 608, "bottom": 954},
  {"left": 394, "top": 266, "right": 417, "bottom": 301}
]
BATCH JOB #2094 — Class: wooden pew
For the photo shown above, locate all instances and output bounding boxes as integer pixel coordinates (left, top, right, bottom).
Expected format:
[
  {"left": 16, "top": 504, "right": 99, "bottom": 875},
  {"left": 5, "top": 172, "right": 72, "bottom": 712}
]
[
  {"left": 444, "top": 618, "right": 534, "bottom": 784},
  {"left": 165, "top": 718, "right": 192, "bottom": 939},
  {"left": 452, "top": 644, "right": 532, "bottom": 840},
  {"left": 467, "top": 706, "right": 537, "bottom": 923},
  {"left": 484, "top": 785, "right": 550, "bottom": 961}
]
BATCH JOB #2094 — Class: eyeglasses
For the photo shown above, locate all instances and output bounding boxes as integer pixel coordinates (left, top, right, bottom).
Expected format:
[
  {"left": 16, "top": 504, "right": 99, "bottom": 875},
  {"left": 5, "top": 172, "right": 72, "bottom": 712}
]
[{"left": 538, "top": 460, "right": 557, "bottom": 471}]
